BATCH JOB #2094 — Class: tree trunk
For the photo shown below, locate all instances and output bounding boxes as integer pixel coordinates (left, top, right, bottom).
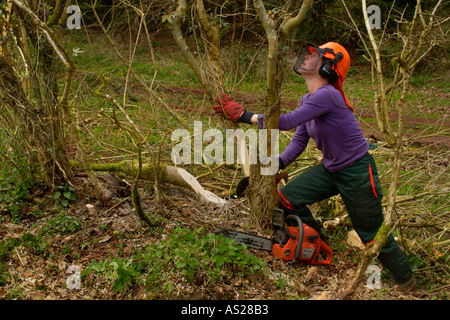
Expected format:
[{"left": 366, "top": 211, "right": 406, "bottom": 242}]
[
  {"left": 248, "top": 0, "right": 312, "bottom": 233},
  {"left": 0, "top": 55, "right": 71, "bottom": 186}
]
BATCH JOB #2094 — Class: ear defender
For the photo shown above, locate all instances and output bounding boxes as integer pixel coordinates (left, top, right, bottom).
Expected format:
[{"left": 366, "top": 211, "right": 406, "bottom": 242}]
[{"left": 319, "top": 51, "right": 344, "bottom": 84}]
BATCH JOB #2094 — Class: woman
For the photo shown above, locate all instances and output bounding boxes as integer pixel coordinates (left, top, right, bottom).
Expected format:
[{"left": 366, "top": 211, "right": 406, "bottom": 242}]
[{"left": 213, "top": 42, "right": 416, "bottom": 290}]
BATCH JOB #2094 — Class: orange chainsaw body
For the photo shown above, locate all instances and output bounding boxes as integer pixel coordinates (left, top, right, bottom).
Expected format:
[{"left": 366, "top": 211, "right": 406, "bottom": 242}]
[{"left": 272, "top": 224, "right": 333, "bottom": 265}]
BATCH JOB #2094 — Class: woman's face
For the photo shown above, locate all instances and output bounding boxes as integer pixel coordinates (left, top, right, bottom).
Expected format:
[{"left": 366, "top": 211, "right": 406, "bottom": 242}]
[
  {"left": 293, "top": 46, "right": 323, "bottom": 77},
  {"left": 300, "top": 51, "right": 321, "bottom": 72}
]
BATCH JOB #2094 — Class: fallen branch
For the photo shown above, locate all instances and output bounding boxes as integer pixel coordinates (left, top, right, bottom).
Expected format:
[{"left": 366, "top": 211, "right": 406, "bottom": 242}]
[{"left": 70, "top": 160, "right": 227, "bottom": 208}]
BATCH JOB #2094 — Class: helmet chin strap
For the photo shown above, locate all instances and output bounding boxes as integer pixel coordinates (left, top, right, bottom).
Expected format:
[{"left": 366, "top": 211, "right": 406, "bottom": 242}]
[{"left": 303, "top": 69, "right": 329, "bottom": 94}]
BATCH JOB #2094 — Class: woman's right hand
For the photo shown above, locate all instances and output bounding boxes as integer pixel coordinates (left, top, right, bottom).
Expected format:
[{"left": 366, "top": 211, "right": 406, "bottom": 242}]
[{"left": 213, "top": 93, "right": 245, "bottom": 122}]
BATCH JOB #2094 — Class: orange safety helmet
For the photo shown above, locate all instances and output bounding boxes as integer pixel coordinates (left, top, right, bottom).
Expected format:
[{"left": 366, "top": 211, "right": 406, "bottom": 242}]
[{"left": 293, "top": 42, "right": 352, "bottom": 111}]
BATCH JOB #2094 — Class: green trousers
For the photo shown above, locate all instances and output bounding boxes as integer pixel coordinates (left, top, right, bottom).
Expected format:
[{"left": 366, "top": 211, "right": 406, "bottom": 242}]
[{"left": 278, "top": 153, "right": 412, "bottom": 283}]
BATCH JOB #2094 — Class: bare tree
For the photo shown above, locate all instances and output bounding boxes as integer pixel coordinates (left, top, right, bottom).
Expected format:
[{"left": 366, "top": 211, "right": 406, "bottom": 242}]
[
  {"left": 339, "top": 0, "right": 448, "bottom": 299},
  {"left": 165, "top": 0, "right": 313, "bottom": 232},
  {"left": 1, "top": 0, "right": 119, "bottom": 201},
  {"left": 1, "top": 0, "right": 76, "bottom": 188}
]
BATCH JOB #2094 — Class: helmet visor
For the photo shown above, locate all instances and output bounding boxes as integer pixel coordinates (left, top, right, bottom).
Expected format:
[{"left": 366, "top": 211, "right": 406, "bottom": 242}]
[{"left": 293, "top": 43, "right": 323, "bottom": 74}]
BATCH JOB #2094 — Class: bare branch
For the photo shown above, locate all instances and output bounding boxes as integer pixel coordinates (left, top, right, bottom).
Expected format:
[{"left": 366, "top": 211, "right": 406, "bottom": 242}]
[
  {"left": 165, "top": 0, "right": 207, "bottom": 93},
  {"left": 281, "top": 0, "right": 313, "bottom": 35},
  {"left": 11, "top": 0, "right": 75, "bottom": 105}
]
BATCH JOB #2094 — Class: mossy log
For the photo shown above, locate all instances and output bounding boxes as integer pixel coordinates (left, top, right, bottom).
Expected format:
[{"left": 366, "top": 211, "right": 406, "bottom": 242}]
[{"left": 70, "top": 160, "right": 227, "bottom": 207}]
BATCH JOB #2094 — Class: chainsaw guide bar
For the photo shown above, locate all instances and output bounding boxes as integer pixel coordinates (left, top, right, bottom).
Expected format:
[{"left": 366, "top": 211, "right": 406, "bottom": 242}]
[{"left": 215, "top": 229, "right": 273, "bottom": 252}]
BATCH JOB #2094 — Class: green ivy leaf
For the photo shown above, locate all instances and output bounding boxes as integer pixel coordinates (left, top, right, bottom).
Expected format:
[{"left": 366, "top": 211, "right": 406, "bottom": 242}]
[
  {"left": 214, "top": 255, "right": 225, "bottom": 267},
  {"left": 63, "top": 191, "right": 76, "bottom": 201}
]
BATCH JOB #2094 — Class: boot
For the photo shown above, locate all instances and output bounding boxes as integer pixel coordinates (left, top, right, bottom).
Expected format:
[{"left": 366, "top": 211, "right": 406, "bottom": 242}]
[{"left": 396, "top": 273, "right": 417, "bottom": 292}]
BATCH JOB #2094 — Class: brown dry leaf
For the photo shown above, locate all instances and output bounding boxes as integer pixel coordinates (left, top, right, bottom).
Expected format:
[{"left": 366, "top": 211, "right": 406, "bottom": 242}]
[
  {"left": 312, "top": 291, "right": 331, "bottom": 300},
  {"left": 216, "top": 286, "right": 224, "bottom": 295},
  {"left": 22, "top": 270, "right": 33, "bottom": 278},
  {"left": 245, "top": 290, "right": 259, "bottom": 295},
  {"left": 6, "top": 233, "right": 21, "bottom": 239},
  {"left": 98, "top": 234, "right": 112, "bottom": 244},
  {"left": 57, "top": 288, "right": 67, "bottom": 298},
  {"left": 185, "top": 290, "right": 203, "bottom": 300},
  {"left": 49, "top": 280, "right": 58, "bottom": 290},
  {"left": 58, "top": 260, "right": 68, "bottom": 271},
  {"left": 305, "top": 266, "right": 318, "bottom": 282},
  {"left": 347, "top": 230, "right": 365, "bottom": 249},
  {"left": 45, "top": 293, "right": 58, "bottom": 300},
  {"left": 63, "top": 234, "right": 76, "bottom": 243},
  {"left": 246, "top": 273, "right": 264, "bottom": 283},
  {"left": 29, "top": 290, "right": 46, "bottom": 300}
]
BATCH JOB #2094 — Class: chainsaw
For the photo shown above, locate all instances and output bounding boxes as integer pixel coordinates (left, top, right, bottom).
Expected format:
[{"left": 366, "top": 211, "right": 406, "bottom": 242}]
[{"left": 216, "top": 208, "right": 333, "bottom": 265}]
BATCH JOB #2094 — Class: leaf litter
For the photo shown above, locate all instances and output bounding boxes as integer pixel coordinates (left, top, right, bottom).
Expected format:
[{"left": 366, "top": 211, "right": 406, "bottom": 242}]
[{"left": 0, "top": 167, "right": 444, "bottom": 301}]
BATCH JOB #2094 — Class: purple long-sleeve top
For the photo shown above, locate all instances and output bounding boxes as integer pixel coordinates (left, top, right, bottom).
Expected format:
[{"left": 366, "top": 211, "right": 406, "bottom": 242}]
[{"left": 257, "top": 84, "right": 369, "bottom": 172}]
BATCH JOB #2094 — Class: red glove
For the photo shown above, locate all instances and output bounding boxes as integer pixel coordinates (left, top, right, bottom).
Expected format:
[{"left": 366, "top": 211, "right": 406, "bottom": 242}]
[
  {"left": 213, "top": 93, "right": 245, "bottom": 122},
  {"left": 275, "top": 172, "right": 288, "bottom": 184}
]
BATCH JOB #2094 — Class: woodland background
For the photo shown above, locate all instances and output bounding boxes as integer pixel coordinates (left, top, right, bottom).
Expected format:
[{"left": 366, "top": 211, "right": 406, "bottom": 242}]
[{"left": 0, "top": 0, "right": 448, "bottom": 300}]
